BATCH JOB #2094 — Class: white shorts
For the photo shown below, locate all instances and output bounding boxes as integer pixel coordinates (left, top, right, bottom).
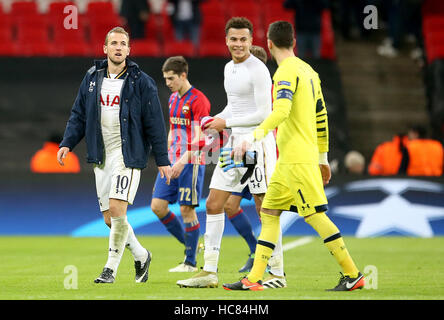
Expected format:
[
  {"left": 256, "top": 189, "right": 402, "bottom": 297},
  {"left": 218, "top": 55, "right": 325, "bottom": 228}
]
[
  {"left": 209, "top": 132, "right": 277, "bottom": 194},
  {"left": 94, "top": 149, "right": 141, "bottom": 212}
]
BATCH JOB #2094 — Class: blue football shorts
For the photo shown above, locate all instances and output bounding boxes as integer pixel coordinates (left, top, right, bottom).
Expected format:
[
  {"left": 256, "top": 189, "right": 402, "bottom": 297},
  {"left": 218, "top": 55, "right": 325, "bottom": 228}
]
[{"left": 152, "top": 164, "right": 205, "bottom": 207}]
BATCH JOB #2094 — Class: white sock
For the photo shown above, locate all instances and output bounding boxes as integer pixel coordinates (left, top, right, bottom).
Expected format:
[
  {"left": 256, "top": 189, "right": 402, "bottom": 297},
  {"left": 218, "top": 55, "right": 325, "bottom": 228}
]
[
  {"left": 203, "top": 212, "right": 225, "bottom": 273},
  {"left": 105, "top": 216, "right": 129, "bottom": 275},
  {"left": 125, "top": 223, "right": 147, "bottom": 262},
  {"left": 268, "top": 228, "right": 285, "bottom": 277}
]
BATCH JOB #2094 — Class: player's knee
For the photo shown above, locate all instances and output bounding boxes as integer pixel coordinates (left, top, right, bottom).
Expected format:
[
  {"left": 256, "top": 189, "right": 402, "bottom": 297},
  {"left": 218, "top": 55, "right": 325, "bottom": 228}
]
[
  {"left": 206, "top": 200, "right": 224, "bottom": 214},
  {"left": 224, "top": 202, "right": 238, "bottom": 216},
  {"left": 151, "top": 199, "right": 168, "bottom": 218},
  {"left": 180, "top": 205, "right": 197, "bottom": 221},
  {"left": 108, "top": 199, "right": 127, "bottom": 217}
]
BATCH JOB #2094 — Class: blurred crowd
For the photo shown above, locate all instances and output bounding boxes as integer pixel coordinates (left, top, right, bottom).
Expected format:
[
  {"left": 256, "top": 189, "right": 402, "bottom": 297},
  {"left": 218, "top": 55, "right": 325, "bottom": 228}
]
[{"left": 343, "top": 124, "right": 444, "bottom": 177}]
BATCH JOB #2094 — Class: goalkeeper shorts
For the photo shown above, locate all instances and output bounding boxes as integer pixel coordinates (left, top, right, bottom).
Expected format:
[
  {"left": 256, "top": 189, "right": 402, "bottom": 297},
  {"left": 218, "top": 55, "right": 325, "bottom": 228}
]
[{"left": 262, "top": 163, "right": 328, "bottom": 217}]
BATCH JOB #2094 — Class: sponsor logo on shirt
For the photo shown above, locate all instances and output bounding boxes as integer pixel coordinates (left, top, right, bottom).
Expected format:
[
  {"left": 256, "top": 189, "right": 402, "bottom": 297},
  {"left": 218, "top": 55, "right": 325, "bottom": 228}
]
[{"left": 171, "top": 117, "right": 191, "bottom": 126}]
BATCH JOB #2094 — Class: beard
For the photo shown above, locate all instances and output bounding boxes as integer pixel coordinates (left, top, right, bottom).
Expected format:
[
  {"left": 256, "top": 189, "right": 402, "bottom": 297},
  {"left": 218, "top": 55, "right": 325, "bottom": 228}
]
[{"left": 108, "top": 55, "right": 126, "bottom": 66}]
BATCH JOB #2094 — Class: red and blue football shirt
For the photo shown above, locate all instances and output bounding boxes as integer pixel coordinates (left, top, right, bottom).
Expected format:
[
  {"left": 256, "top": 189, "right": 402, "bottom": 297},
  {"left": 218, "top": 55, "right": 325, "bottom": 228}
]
[{"left": 168, "top": 87, "right": 211, "bottom": 164}]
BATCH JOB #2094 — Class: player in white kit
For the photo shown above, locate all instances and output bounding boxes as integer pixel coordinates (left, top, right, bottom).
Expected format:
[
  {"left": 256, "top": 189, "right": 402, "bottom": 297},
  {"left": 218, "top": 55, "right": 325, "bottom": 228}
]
[
  {"left": 57, "top": 27, "right": 171, "bottom": 284},
  {"left": 177, "top": 17, "right": 286, "bottom": 289}
]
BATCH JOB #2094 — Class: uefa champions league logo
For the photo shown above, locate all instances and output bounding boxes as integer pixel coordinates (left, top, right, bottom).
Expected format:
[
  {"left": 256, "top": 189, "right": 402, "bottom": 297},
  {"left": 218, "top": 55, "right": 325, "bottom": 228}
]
[{"left": 328, "top": 179, "right": 444, "bottom": 238}]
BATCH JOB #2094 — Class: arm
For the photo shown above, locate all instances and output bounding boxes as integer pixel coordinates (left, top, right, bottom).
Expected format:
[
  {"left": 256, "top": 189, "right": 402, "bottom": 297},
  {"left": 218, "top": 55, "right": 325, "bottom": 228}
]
[
  {"left": 59, "top": 74, "right": 88, "bottom": 152},
  {"left": 314, "top": 74, "right": 329, "bottom": 154},
  {"left": 252, "top": 68, "right": 294, "bottom": 141},
  {"left": 214, "top": 103, "right": 232, "bottom": 120},
  {"left": 141, "top": 76, "right": 170, "bottom": 168}
]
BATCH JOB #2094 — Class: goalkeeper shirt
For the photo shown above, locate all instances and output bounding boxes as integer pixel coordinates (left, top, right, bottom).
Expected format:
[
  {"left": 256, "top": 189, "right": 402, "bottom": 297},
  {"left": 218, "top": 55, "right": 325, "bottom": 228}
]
[{"left": 253, "top": 56, "right": 329, "bottom": 164}]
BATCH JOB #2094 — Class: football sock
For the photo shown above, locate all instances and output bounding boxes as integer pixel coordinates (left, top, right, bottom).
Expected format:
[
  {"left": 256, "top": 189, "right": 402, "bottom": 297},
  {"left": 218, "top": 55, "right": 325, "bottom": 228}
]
[
  {"left": 125, "top": 223, "right": 147, "bottom": 262},
  {"left": 184, "top": 219, "right": 200, "bottom": 266},
  {"left": 268, "top": 229, "right": 284, "bottom": 277},
  {"left": 228, "top": 209, "right": 257, "bottom": 254},
  {"left": 160, "top": 211, "right": 185, "bottom": 245},
  {"left": 305, "top": 212, "right": 359, "bottom": 278},
  {"left": 203, "top": 213, "right": 225, "bottom": 273},
  {"left": 105, "top": 216, "right": 129, "bottom": 274},
  {"left": 248, "top": 212, "right": 280, "bottom": 283}
]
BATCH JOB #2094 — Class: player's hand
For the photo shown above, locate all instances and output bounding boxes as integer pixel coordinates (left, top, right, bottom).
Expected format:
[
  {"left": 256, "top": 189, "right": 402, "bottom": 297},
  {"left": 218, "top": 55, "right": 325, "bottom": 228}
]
[
  {"left": 219, "top": 148, "right": 244, "bottom": 171},
  {"left": 205, "top": 117, "right": 226, "bottom": 132},
  {"left": 171, "top": 162, "right": 185, "bottom": 179},
  {"left": 232, "top": 140, "right": 251, "bottom": 163},
  {"left": 57, "top": 147, "right": 70, "bottom": 166},
  {"left": 219, "top": 147, "right": 257, "bottom": 172},
  {"left": 319, "top": 164, "right": 331, "bottom": 186},
  {"left": 158, "top": 165, "right": 172, "bottom": 185}
]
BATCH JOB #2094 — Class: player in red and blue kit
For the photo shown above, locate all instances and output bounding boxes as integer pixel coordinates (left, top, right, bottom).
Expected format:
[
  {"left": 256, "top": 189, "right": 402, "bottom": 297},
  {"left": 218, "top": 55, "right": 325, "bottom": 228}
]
[{"left": 150, "top": 56, "right": 210, "bottom": 272}]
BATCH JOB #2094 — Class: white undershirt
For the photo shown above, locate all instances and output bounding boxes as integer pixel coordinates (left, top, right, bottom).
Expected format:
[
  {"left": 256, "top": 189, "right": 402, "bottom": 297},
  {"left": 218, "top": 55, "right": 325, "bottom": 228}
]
[
  {"left": 217, "top": 54, "right": 272, "bottom": 135},
  {"left": 101, "top": 74, "right": 124, "bottom": 153}
]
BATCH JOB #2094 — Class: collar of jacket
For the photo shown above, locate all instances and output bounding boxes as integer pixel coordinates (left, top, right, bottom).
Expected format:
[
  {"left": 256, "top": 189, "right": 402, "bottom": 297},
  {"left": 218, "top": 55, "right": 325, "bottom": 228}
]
[{"left": 93, "top": 58, "right": 140, "bottom": 75}]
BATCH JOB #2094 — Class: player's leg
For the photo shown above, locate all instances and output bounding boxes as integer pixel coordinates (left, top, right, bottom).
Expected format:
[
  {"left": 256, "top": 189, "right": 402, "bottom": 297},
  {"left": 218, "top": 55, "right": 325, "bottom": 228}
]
[
  {"left": 223, "top": 165, "right": 291, "bottom": 291},
  {"left": 248, "top": 141, "right": 286, "bottom": 287},
  {"left": 102, "top": 210, "right": 147, "bottom": 264},
  {"left": 168, "top": 205, "right": 200, "bottom": 272},
  {"left": 151, "top": 198, "right": 185, "bottom": 245},
  {"left": 225, "top": 193, "right": 257, "bottom": 272},
  {"left": 223, "top": 206, "right": 282, "bottom": 291},
  {"left": 295, "top": 164, "right": 363, "bottom": 291},
  {"left": 177, "top": 188, "right": 231, "bottom": 288},
  {"left": 95, "top": 155, "right": 150, "bottom": 283},
  {"left": 169, "top": 164, "right": 205, "bottom": 272},
  {"left": 151, "top": 172, "right": 185, "bottom": 245},
  {"left": 203, "top": 188, "right": 231, "bottom": 272}
]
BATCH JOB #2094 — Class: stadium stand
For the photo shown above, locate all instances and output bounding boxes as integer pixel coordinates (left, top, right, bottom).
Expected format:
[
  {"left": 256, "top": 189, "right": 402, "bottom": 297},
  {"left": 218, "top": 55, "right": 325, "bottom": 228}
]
[{"left": 0, "top": 0, "right": 336, "bottom": 59}]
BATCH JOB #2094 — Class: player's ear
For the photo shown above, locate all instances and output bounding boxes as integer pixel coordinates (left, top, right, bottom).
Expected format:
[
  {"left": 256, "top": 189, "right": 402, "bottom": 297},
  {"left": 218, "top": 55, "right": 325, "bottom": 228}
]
[
  {"left": 103, "top": 44, "right": 107, "bottom": 55},
  {"left": 292, "top": 38, "right": 296, "bottom": 49}
]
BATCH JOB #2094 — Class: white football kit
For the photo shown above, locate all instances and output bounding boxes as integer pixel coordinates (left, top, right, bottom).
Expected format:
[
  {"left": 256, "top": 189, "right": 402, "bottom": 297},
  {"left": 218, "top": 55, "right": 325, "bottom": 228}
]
[
  {"left": 94, "top": 74, "right": 141, "bottom": 212},
  {"left": 210, "top": 54, "right": 277, "bottom": 194}
]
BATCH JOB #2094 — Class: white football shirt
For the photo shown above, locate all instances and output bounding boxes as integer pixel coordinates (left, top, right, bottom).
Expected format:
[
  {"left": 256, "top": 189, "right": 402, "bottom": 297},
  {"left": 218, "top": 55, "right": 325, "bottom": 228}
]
[
  {"left": 218, "top": 54, "right": 272, "bottom": 135},
  {"left": 100, "top": 74, "right": 124, "bottom": 153}
]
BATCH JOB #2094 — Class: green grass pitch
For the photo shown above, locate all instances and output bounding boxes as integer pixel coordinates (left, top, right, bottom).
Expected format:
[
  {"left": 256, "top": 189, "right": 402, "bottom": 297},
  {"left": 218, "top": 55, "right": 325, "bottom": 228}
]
[{"left": 0, "top": 236, "right": 443, "bottom": 300}]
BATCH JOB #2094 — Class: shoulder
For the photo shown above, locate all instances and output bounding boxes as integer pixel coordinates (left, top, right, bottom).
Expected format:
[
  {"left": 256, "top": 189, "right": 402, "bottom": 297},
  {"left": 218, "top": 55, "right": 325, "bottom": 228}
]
[
  {"left": 138, "top": 71, "right": 158, "bottom": 89},
  {"left": 245, "top": 56, "right": 271, "bottom": 83},
  {"left": 190, "top": 88, "right": 210, "bottom": 105},
  {"left": 224, "top": 61, "right": 233, "bottom": 71},
  {"left": 191, "top": 87, "right": 208, "bottom": 99},
  {"left": 246, "top": 55, "right": 268, "bottom": 72},
  {"left": 86, "top": 65, "right": 96, "bottom": 75}
]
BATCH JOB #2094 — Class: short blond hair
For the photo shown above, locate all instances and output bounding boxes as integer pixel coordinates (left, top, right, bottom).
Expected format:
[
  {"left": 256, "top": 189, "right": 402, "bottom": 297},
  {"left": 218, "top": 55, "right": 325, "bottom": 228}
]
[{"left": 105, "top": 26, "right": 130, "bottom": 46}]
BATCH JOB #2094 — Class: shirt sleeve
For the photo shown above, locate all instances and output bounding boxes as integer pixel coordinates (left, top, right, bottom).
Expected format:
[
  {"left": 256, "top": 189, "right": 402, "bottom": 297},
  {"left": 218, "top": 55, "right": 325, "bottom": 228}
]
[
  {"left": 314, "top": 74, "right": 329, "bottom": 153},
  {"left": 225, "top": 62, "right": 272, "bottom": 128},
  {"left": 215, "top": 103, "right": 232, "bottom": 120}
]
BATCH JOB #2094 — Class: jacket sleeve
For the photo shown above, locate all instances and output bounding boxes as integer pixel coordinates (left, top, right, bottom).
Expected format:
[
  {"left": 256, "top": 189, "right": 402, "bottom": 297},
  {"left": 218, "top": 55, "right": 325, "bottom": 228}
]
[
  {"left": 60, "top": 74, "right": 88, "bottom": 151},
  {"left": 141, "top": 76, "right": 170, "bottom": 167}
]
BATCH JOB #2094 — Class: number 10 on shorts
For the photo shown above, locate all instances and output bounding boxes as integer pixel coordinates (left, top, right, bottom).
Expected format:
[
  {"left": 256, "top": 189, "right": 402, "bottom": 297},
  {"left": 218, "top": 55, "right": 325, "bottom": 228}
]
[{"left": 116, "top": 175, "right": 129, "bottom": 194}]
